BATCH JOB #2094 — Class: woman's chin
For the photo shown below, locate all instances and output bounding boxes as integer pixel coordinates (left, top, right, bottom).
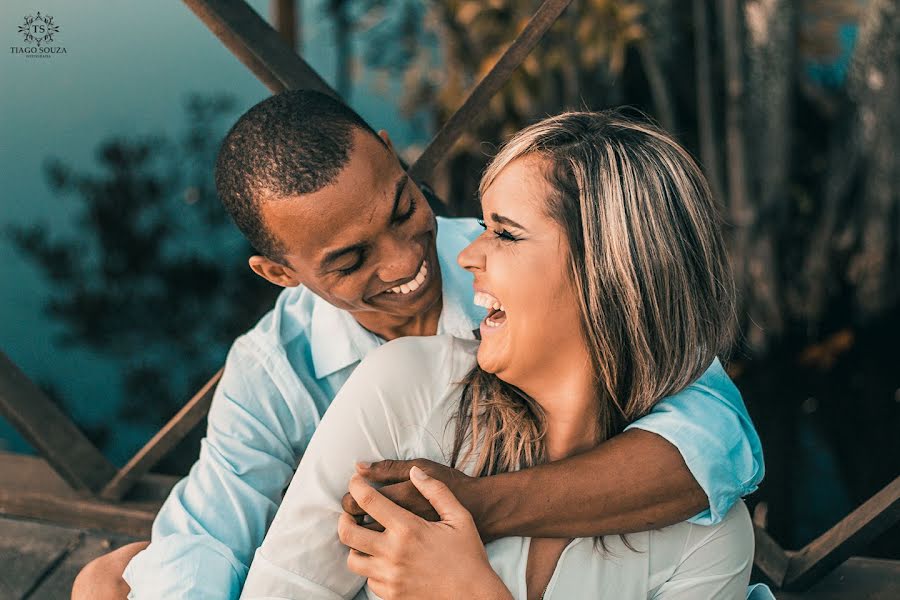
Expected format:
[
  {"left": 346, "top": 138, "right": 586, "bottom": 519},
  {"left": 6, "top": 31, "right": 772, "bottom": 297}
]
[{"left": 476, "top": 343, "right": 510, "bottom": 377}]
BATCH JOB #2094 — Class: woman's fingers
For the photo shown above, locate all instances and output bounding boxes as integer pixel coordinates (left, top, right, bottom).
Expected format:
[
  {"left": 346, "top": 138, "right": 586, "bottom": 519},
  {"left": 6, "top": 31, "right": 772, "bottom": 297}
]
[
  {"left": 337, "top": 512, "right": 382, "bottom": 555},
  {"left": 345, "top": 547, "right": 376, "bottom": 578},
  {"left": 348, "top": 473, "right": 417, "bottom": 530}
]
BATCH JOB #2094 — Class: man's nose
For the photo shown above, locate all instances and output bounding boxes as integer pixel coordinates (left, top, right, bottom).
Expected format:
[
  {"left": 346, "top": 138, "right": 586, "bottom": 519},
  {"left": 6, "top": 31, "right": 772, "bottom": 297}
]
[
  {"left": 377, "top": 236, "right": 421, "bottom": 283},
  {"left": 457, "top": 236, "right": 485, "bottom": 272}
]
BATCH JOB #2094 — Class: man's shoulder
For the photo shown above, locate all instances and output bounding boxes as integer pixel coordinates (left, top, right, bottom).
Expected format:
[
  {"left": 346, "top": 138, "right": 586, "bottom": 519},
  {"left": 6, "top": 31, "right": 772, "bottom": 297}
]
[{"left": 219, "top": 285, "right": 320, "bottom": 388}]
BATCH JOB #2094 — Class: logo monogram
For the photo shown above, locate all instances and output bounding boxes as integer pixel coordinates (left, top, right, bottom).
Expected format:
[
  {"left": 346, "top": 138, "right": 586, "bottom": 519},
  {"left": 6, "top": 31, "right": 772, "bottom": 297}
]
[{"left": 12, "top": 12, "right": 67, "bottom": 57}]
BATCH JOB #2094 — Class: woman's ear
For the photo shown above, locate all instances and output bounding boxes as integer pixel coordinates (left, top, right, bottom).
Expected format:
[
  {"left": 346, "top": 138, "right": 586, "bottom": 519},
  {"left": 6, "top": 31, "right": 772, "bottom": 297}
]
[{"left": 248, "top": 255, "right": 301, "bottom": 288}]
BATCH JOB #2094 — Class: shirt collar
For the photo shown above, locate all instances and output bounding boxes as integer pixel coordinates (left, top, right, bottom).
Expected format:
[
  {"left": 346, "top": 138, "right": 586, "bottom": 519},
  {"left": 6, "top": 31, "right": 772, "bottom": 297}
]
[{"left": 309, "top": 217, "right": 482, "bottom": 380}]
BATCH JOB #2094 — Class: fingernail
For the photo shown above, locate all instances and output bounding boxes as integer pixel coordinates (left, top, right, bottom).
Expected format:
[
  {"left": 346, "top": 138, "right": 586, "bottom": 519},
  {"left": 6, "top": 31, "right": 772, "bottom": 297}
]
[
  {"left": 356, "top": 461, "right": 372, "bottom": 470},
  {"left": 410, "top": 466, "right": 429, "bottom": 481}
]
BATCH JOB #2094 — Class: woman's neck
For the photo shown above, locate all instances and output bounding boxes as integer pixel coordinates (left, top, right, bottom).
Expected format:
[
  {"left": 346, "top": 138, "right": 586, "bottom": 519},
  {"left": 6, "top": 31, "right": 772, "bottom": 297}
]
[{"left": 520, "top": 356, "right": 600, "bottom": 461}]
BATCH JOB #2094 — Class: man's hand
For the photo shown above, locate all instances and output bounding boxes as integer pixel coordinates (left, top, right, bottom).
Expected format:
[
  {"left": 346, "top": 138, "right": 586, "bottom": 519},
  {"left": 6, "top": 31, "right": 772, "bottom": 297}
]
[
  {"left": 338, "top": 468, "right": 512, "bottom": 600},
  {"left": 341, "top": 459, "right": 477, "bottom": 528}
]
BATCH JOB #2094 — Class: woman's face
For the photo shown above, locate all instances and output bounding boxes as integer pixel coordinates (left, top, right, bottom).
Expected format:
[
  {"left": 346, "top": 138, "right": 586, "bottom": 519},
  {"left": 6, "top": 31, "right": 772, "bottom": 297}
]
[{"left": 458, "top": 155, "right": 588, "bottom": 388}]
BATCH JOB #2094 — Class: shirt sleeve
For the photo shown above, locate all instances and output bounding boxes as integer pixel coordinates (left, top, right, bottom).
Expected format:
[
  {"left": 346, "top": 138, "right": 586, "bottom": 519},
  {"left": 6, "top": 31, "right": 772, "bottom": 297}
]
[
  {"left": 123, "top": 340, "right": 309, "bottom": 600},
  {"left": 651, "top": 501, "right": 755, "bottom": 599},
  {"left": 241, "top": 337, "right": 451, "bottom": 600},
  {"left": 625, "top": 358, "right": 765, "bottom": 525}
]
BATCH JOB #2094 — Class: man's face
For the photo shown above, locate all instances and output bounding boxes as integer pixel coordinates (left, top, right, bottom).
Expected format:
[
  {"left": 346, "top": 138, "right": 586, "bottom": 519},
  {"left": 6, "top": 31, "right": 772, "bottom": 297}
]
[{"left": 255, "top": 129, "right": 442, "bottom": 321}]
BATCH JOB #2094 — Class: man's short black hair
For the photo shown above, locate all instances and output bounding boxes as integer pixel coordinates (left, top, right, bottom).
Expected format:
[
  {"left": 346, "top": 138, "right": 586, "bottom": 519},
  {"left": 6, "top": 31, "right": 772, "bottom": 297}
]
[{"left": 215, "top": 89, "right": 380, "bottom": 260}]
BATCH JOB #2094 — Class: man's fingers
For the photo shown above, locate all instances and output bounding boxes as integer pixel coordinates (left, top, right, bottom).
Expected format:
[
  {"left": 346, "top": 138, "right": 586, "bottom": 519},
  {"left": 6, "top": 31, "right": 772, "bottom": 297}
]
[
  {"left": 408, "top": 466, "right": 469, "bottom": 522},
  {"left": 358, "top": 458, "right": 445, "bottom": 484},
  {"left": 357, "top": 459, "right": 420, "bottom": 484},
  {"left": 341, "top": 491, "right": 364, "bottom": 516},
  {"left": 348, "top": 473, "right": 416, "bottom": 529}
]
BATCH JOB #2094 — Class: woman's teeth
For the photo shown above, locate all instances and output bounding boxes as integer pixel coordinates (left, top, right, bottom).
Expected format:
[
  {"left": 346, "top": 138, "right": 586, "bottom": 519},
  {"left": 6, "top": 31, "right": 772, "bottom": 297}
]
[
  {"left": 473, "top": 292, "right": 505, "bottom": 312},
  {"left": 474, "top": 292, "right": 507, "bottom": 328},
  {"left": 385, "top": 260, "right": 428, "bottom": 294}
]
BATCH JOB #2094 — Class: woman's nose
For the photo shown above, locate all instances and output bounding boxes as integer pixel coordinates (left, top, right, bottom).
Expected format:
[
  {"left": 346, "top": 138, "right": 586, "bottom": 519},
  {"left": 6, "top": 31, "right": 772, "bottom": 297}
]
[{"left": 457, "top": 236, "right": 485, "bottom": 272}]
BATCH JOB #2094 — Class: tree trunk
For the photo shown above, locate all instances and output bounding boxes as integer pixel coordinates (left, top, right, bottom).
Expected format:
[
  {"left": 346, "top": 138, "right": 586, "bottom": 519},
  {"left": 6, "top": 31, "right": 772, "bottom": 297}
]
[
  {"left": 846, "top": 0, "right": 900, "bottom": 317},
  {"left": 692, "top": 0, "right": 723, "bottom": 203},
  {"left": 741, "top": 0, "right": 797, "bottom": 349},
  {"left": 720, "top": 0, "right": 754, "bottom": 346}
]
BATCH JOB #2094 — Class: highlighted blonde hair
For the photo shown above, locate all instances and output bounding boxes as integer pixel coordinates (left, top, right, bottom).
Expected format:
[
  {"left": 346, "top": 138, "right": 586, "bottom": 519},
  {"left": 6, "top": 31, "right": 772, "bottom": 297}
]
[{"left": 451, "top": 110, "right": 736, "bottom": 477}]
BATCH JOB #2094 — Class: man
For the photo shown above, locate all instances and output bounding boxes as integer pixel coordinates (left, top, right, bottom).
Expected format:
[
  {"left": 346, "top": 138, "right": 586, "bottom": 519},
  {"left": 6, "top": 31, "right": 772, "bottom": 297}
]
[{"left": 72, "top": 90, "right": 763, "bottom": 599}]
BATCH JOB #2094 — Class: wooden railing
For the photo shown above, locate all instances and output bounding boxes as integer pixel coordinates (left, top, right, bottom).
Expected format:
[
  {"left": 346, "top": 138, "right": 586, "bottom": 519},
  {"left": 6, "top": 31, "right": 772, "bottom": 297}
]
[{"left": 0, "top": 1, "right": 897, "bottom": 596}]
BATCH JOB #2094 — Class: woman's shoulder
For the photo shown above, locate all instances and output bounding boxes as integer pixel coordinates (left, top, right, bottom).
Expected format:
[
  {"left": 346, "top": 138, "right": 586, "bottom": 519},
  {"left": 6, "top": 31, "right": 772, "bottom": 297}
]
[
  {"left": 346, "top": 334, "right": 478, "bottom": 419},
  {"left": 361, "top": 334, "right": 478, "bottom": 384}
]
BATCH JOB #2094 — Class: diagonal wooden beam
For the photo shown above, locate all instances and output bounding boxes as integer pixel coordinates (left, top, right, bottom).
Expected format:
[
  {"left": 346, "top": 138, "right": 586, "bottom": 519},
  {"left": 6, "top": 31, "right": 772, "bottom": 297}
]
[
  {"left": 183, "top": 0, "right": 336, "bottom": 96},
  {"left": 753, "top": 524, "right": 790, "bottom": 588},
  {"left": 0, "top": 351, "right": 117, "bottom": 493},
  {"left": 783, "top": 475, "right": 900, "bottom": 590},
  {"left": 100, "top": 369, "right": 222, "bottom": 501},
  {"left": 408, "top": 0, "right": 574, "bottom": 183}
]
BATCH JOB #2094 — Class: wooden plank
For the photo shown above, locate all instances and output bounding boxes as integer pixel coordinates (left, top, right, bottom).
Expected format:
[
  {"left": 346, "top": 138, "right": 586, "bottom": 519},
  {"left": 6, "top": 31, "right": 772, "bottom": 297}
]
[
  {"left": 752, "top": 524, "right": 790, "bottom": 588},
  {"left": 0, "top": 351, "right": 117, "bottom": 493},
  {"left": 0, "top": 517, "right": 81, "bottom": 599},
  {"left": 778, "top": 557, "right": 900, "bottom": 600},
  {"left": 0, "top": 452, "right": 176, "bottom": 538},
  {"left": 784, "top": 475, "right": 900, "bottom": 590},
  {"left": 408, "top": 0, "right": 574, "bottom": 184},
  {"left": 101, "top": 369, "right": 221, "bottom": 501},
  {"left": 29, "top": 530, "right": 137, "bottom": 600},
  {"left": 183, "top": 0, "right": 336, "bottom": 96}
]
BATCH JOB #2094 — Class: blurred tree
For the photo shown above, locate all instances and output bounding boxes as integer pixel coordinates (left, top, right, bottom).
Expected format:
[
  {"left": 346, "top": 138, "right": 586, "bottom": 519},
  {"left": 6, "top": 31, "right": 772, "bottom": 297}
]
[{"left": 6, "top": 95, "right": 279, "bottom": 449}]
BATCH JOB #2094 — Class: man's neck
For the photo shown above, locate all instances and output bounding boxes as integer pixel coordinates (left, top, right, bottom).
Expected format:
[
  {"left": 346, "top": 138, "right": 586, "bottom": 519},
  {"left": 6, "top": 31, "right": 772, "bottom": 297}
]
[{"left": 354, "top": 296, "right": 444, "bottom": 341}]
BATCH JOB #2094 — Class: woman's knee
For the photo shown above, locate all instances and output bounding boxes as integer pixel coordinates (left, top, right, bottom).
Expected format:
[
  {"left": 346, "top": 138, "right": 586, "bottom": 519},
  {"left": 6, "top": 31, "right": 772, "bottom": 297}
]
[{"left": 71, "top": 541, "right": 149, "bottom": 600}]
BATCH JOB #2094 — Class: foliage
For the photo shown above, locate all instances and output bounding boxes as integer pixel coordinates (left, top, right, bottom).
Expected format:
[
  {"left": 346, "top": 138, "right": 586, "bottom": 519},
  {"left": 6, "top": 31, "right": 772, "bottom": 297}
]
[{"left": 7, "top": 95, "right": 279, "bottom": 434}]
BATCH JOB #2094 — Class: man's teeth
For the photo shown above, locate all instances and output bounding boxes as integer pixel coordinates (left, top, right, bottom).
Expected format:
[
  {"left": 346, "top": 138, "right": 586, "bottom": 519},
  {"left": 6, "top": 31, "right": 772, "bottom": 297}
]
[
  {"left": 386, "top": 261, "right": 428, "bottom": 294},
  {"left": 473, "top": 292, "right": 505, "bottom": 313}
]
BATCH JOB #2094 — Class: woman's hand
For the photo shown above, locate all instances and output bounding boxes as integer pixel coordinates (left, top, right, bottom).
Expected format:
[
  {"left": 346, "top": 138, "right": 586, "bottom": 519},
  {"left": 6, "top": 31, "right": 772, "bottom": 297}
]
[
  {"left": 341, "top": 459, "right": 479, "bottom": 531},
  {"left": 338, "top": 467, "right": 512, "bottom": 600}
]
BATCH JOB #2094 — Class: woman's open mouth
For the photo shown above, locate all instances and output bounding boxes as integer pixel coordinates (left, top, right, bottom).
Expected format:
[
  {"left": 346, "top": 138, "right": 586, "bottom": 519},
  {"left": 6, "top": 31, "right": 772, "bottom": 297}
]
[{"left": 474, "top": 291, "right": 507, "bottom": 329}]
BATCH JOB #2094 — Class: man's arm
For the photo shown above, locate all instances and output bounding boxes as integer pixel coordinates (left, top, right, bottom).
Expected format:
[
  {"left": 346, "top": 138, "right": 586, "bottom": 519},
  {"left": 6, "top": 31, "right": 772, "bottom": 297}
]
[
  {"left": 347, "top": 357, "right": 764, "bottom": 539},
  {"left": 123, "top": 341, "right": 313, "bottom": 599}
]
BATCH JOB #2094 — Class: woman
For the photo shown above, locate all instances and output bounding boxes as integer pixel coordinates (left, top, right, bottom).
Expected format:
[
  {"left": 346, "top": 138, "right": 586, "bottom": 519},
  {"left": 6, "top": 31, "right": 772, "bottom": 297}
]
[{"left": 241, "top": 111, "right": 754, "bottom": 599}]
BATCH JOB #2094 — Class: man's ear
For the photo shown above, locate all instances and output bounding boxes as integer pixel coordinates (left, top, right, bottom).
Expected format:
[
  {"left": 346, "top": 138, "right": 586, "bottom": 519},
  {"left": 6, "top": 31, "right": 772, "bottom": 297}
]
[
  {"left": 248, "top": 255, "right": 301, "bottom": 288},
  {"left": 377, "top": 129, "right": 395, "bottom": 153}
]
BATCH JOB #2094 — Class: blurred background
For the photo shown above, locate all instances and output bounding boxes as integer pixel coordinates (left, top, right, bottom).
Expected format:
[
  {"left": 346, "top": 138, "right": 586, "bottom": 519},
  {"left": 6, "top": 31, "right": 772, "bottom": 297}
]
[{"left": 1, "top": 0, "right": 897, "bottom": 559}]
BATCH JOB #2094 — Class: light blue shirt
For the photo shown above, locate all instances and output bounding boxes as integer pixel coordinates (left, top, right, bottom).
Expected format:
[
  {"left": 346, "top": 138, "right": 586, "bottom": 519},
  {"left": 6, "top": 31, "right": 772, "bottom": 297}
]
[{"left": 123, "top": 217, "right": 764, "bottom": 599}]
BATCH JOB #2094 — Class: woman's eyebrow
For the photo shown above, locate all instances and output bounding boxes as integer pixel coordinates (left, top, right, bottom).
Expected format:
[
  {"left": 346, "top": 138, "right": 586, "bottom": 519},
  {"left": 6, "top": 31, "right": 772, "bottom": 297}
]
[{"left": 490, "top": 212, "right": 528, "bottom": 232}]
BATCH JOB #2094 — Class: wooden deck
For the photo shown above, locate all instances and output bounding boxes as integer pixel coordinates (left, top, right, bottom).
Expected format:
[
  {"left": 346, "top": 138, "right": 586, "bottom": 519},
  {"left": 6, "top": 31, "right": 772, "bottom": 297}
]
[
  {"left": 1, "top": 513, "right": 897, "bottom": 600},
  {"left": 0, "top": 516, "right": 135, "bottom": 600}
]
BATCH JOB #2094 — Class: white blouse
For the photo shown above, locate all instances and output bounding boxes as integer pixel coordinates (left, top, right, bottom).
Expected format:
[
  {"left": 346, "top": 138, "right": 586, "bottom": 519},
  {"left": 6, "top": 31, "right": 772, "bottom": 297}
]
[{"left": 241, "top": 335, "right": 754, "bottom": 599}]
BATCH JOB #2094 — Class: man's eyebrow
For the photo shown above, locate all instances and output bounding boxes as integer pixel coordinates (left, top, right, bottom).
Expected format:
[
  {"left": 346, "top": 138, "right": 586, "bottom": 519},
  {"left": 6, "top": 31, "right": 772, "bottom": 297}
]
[
  {"left": 320, "top": 243, "right": 368, "bottom": 271},
  {"left": 389, "top": 175, "right": 408, "bottom": 219},
  {"left": 490, "top": 212, "right": 528, "bottom": 231}
]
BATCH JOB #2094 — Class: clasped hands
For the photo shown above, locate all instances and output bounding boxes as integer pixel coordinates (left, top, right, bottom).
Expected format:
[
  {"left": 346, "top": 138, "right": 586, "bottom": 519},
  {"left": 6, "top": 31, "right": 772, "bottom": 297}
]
[{"left": 338, "top": 459, "right": 511, "bottom": 600}]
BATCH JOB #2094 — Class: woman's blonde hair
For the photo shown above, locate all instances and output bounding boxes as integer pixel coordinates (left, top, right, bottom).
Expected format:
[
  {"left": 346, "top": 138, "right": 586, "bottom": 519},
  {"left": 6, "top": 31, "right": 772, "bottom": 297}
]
[{"left": 451, "top": 110, "right": 737, "bottom": 477}]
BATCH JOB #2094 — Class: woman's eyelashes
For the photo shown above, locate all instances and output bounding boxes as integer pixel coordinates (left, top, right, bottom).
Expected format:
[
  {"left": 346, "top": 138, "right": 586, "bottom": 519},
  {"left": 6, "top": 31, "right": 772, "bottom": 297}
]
[{"left": 477, "top": 218, "right": 520, "bottom": 242}]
